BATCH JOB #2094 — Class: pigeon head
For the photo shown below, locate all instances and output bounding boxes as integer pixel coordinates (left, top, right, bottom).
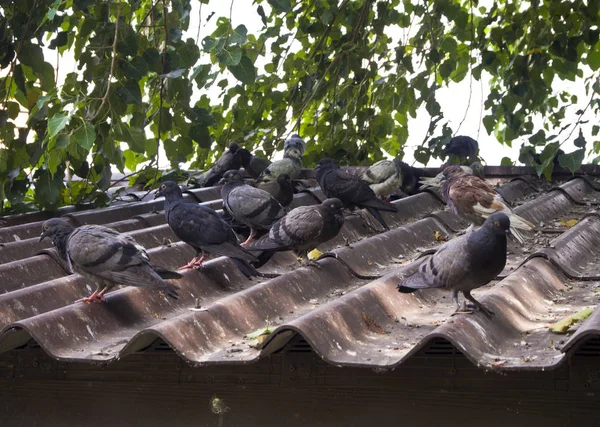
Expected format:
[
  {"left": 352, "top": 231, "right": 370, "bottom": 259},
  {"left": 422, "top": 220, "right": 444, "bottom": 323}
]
[
  {"left": 283, "top": 146, "right": 303, "bottom": 160},
  {"left": 320, "top": 198, "right": 344, "bottom": 212},
  {"left": 484, "top": 213, "right": 511, "bottom": 235},
  {"left": 440, "top": 164, "right": 467, "bottom": 180},
  {"left": 315, "top": 158, "right": 340, "bottom": 171},
  {"left": 228, "top": 142, "right": 240, "bottom": 153},
  {"left": 219, "top": 169, "right": 244, "bottom": 185},
  {"left": 40, "top": 218, "right": 75, "bottom": 244},
  {"left": 469, "top": 161, "right": 485, "bottom": 179},
  {"left": 155, "top": 181, "right": 183, "bottom": 201},
  {"left": 284, "top": 134, "right": 306, "bottom": 156}
]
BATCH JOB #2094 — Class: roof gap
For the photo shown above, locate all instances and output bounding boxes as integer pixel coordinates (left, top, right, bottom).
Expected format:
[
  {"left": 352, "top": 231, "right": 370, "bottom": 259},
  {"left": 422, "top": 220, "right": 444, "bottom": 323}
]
[{"left": 574, "top": 337, "right": 600, "bottom": 357}]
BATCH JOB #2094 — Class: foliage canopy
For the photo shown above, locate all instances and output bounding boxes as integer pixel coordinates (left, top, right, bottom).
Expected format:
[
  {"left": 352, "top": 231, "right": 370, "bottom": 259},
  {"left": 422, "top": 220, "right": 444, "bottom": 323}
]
[{"left": 0, "top": 0, "right": 598, "bottom": 212}]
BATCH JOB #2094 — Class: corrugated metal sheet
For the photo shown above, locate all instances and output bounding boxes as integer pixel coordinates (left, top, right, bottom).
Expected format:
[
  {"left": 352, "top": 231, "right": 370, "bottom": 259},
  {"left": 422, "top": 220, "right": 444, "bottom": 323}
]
[{"left": 0, "top": 167, "right": 599, "bottom": 371}]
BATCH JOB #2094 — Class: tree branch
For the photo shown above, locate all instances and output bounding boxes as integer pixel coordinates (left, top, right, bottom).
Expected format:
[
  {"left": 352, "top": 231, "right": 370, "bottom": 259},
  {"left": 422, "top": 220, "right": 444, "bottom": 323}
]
[{"left": 88, "top": 1, "right": 121, "bottom": 122}]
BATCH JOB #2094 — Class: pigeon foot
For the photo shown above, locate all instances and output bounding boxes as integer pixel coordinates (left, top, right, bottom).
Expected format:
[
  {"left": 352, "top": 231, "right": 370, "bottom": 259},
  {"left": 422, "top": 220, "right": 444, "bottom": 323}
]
[
  {"left": 76, "top": 291, "right": 106, "bottom": 304},
  {"left": 180, "top": 256, "right": 206, "bottom": 270}
]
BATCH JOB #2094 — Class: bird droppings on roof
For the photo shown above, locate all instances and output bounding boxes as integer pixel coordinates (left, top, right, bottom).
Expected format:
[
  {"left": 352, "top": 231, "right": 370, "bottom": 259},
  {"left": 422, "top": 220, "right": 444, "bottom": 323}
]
[{"left": 0, "top": 167, "right": 599, "bottom": 370}]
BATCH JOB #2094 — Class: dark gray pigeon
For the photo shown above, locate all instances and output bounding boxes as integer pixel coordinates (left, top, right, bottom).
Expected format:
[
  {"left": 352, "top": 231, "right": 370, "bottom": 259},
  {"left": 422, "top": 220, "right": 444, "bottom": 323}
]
[
  {"left": 39, "top": 218, "right": 181, "bottom": 303},
  {"left": 442, "top": 135, "right": 479, "bottom": 164},
  {"left": 236, "top": 147, "right": 271, "bottom": 179},
  {"left": 155, "top": 181, "right": 260, "bottom": 277},
  {"left": 255, "top": 173, "right": 294, "bottom": 207},
  {"left": 397, "top": 212, "right": 511, "bottom": 316},
  {"left": 202, "top": 142, "right": 242, "bottom": 187},
  {"left": 315, "top": 158, "right": 398, "bottom": 231},
  {"left": 219, "top": 170, "right": 285, "bottom": 245},
  {"left": 245, "top": 198, "right": 345, "bottom": 262}
]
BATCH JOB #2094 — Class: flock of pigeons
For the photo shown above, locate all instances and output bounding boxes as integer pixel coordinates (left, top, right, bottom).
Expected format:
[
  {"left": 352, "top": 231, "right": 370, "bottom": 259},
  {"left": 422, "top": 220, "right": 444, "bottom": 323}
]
[{"left": 38, "top": 135, "right": 536, "bottom": 318}]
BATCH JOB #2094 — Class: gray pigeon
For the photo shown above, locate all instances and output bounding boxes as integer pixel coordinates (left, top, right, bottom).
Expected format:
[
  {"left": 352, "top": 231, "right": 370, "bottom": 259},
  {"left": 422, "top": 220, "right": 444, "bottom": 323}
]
[
  {"left": 255, "top": 174, "right": 295, "bottom": 207},
  {"left": 359, "top": 159, "right": 402, "bottom": 199},
  {"left": 283, "top": 133, "right": 306, "bottom": 156},
  {"left": 257, "top": 135, "right": 305, "bottom": 181},
  {"left": 219, "top": 170, "right": 285, "bottom": 245},
  {"left": 39, "top": 218, "right": 181, "bottom": 303},
  {"left": 236, "top": 147, "right": 271, "bottom": 179},
  {"left": 155, "top": 181, "right": 260, "bottom": 277},
  {"left": 202, "top": 142, "right": 242, "bottom": 187},
  {"left": 315, "top": 158, "right": 398, "bottom": 231},
  {"left": 442, "top": 135, "right": 480, "bottom": 164},
  {"left": 419, "top": 162, "right": 485, "bottom": 189},
  {"left": 397, "top": 212, "right": 511, "bottom": 316},
  {"left": 245, "top": 198, "right": 345, "bottom": 262}
]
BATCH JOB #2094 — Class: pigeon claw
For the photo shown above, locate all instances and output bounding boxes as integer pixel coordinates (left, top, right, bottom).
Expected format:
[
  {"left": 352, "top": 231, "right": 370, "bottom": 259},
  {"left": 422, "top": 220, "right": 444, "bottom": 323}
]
[
  {"left": 75, "top": 291, "right": 106, "bottom": 304},
  {"left": 180, "top": 256, "right": 206, "bottom": 270}
]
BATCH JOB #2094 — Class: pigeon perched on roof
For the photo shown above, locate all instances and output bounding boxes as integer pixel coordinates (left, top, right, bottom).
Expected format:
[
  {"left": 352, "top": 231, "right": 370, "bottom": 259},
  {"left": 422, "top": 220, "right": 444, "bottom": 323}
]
[
  {"left": 440, "top": 165, "right": 535, "bottom": 243},
  {"left": 202, "top": 142, "right": 242, "bottom": 187},
  {"left": 359, "top": 160, "right": 401, "bottom": 199},
  {"left": 442, "top": 135, "right": 479, "bottom": 164},
  {"left": 419, "top": 162, "right": 485, "bottom": 189},
  {"left": 155, "top": 181, "right": 260, "bottom": 277},
  {"left": 397, "top": 212, "right": 511, "bottom": 316},
  {"left": 220, "top": 170, "right": 286, "bottom": 246},
  {"left": 257, "top": 135, "right": 306, "bottom": 181},
  {"left": 283, "top": 133, "right": 306, "bottom": 156},
  {"left": 394, "top": 159, "right": 426, "bottom": 197},
  {"left": 236, "top": 147, "right": 271, "bottom": 179},
  {"left": 39, "top": 218, "right": 181, "bottom": 303},
  {"left": 255, "top": 174, "right": 295, "bottom": 207},
  {"left": 245, "top": 198, "right": 345, "bottom": 262},
  {"left": 315, "top": 158, "right": 398, "bottom": 231}
]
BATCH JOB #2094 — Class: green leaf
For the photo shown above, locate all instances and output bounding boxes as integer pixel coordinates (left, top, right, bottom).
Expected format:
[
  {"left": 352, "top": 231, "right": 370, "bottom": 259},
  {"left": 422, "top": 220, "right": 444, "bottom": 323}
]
[
  {"left": 74, "top": 123, "right": 96, "bottom": 150},
  {"left": 218, "top": 46, "right": 242, "bottom": 66},
  {"left": 189, "top": 123, "right": 211, "bottom": 148},
  {"left": 228, "top": 55, "right": 256, "bottom": 85},
  {"left": 550, "top": 307, "right": 593, "bottom": 333},
  {"left": 48, "top": 32, "right": 69, "bottom": 50},
  {"left": 558, "top": 148, "right": 585, "bottom": 173},
  {"left": 47, "top": 149, "right": 63, "bottom": 175},
  {"left": 230, "top": 25, "right": 248, "bottom": 45},
  {"left": 116, "top": 80, "right": 142, "bottom": 105},
  {"left": 587, "top": 42, "right": 600, "bottom": 71},
  {"left": 268, "top": 0, "right": 292, "bottom": 14},
  {"left": 192, "top": 64, "right": 211, "bottom": 88},
  {"left": 500, "top": 157, "right": 514, "bottom": 166},
  {"left": 17, "top": 43, "right": 44, "bottom": 69},
  {"left": 573, "top": 128, "right": 586, "bottom": 148},
  {"left": 33, "top": 168, "right": 64, "bottom": 208},
  {"left": 123, "top": 56, "right": 149, "bottom": 81},
  {"left": 36, "top": 62, "right": 55, "bottom": 92},
  {"left": 47, "top": 113, "right": 70, "bottom": 138},
  {"left": 114, "top": 122, "right": 147, "bottom": 153}
]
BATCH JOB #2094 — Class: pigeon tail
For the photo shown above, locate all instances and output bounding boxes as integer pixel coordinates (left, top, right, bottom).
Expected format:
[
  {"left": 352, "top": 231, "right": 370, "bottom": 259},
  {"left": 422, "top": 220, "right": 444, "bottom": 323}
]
[
  {"left": 154, "top": 266, "right": 183, "bottom": 280},
  {"left": 360, "top": 197, "right": 399, "bottom": 213},
  {"left": 397, "top": 271, "right": 443, "bottom": 292},
  {"left": 507, "top": 213, "right": 534, "bottom": 231},
  {"left": 509, "top": 226, "right": 525, "bottom": 245},
  {"left": 397, "top": 284, "right": 418, "bottom": 293},
  {"left": 365, "top": 206, "right": 390, "bottom": 231},
  {"left": 162, "top": 283, "right": 180, "bottom": 299},
  {"left": 230, "top": 257, "right": 260, "bottom": 278}
]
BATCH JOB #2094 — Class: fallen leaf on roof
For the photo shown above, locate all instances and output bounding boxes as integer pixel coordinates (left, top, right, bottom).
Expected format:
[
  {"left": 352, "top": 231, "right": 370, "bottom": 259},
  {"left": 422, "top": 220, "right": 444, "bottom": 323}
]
[
  {"left": 549, "top": 307, "right": 594, "bottom": 333},
  {"left": 246, "top": 317, "right": 273, "bottom": 345},
  {"left": 560, "top": 219, "right": 578, "bottom": 228},
  {"left": 308, "top": 248, "right": 323, "bottom": 260},
  {"left": 434, "top": 231, "right": 447, "bottom": 242}
]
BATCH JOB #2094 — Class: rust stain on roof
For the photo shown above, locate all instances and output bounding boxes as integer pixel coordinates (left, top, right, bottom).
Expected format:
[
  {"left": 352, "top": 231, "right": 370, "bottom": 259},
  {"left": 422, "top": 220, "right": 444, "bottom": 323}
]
[{"left": 0, "top": 167, "right": 599, "bottom": 371}]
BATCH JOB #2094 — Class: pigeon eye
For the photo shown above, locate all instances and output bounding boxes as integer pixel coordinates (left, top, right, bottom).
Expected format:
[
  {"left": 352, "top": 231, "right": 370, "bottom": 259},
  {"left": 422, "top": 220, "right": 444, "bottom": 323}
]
[
  {"left": 494, "top": 220, "right": 500, "bottom": 227},
  {"left": 44, "top": 225, "right": 50, "bottom": 231},
  {"left": 161, "top": 184, "right": 166, "bottom": 190}
]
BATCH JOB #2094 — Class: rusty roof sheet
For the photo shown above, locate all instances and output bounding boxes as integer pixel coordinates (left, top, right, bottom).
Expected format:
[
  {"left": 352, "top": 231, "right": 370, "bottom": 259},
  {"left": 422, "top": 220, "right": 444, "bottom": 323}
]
[{"left": 0, "top": 167, "right": 599, "bottom": 371}]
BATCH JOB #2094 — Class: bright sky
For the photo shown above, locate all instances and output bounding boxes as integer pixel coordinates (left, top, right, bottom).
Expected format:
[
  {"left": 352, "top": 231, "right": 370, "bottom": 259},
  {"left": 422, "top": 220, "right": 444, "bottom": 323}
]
[{"left": 26, "top": 1, "right": 600, "bottom": 170}]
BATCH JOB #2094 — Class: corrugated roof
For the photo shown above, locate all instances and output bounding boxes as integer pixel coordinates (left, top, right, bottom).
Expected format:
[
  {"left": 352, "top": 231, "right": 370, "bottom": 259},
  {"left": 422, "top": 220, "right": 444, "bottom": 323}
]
[{"left": 0, "top": 167, "right": 599, "bottom": 371}]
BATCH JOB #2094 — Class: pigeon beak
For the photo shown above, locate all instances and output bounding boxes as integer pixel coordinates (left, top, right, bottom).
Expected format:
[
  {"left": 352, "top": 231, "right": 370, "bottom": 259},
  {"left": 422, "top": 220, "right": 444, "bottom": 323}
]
[
  {"left": 39, "top": 231, "right": 48, "bottom": 243},
  {"left": 314, "top": 164, "right": 321, "bottom": 171},
  {"left": 505, "top": 229, "right": 512, "bottom": 237},
  {"left": 153, "top": 190, "right": 162, "bottom": 200},
  {"left": 218, "top": 178, "right": 225, "bottom": 185}
]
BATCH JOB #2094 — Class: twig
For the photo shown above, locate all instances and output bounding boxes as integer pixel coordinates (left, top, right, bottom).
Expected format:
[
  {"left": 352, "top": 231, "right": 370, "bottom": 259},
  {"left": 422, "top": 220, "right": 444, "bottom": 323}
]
[
  {"left": 195, "top": 1, "right": 202, "bottom": 45},
  {"left": 455, "top": 0, "right": 474, "bottom": 135},
  {"left": 137, "top": 0, "right": 160, "bottom": 34},
  {"left": 88, "top": 1, "right": 121, "bottom": 121}
]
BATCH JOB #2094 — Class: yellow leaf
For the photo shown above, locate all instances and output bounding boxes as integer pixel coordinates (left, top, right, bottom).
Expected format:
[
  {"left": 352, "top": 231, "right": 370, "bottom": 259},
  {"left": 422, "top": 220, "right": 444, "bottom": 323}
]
[
  {"left": 308, "top": 248, "right": 323, "bottom": 260},
  {"left": 560, "top": 219, "right": 578, "bottom": 228},
  {"left": 434, "top": 231, "right": 447, "bottom": 242},
  {"left": 549, "top": 307, "right": 594, "bottom": 333}
]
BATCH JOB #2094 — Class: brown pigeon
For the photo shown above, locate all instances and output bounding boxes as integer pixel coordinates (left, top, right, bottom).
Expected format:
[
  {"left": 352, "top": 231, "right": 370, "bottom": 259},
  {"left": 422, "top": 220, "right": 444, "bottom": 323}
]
[{"left": 440, "top": 165, "right": 534, "bottom": 243}]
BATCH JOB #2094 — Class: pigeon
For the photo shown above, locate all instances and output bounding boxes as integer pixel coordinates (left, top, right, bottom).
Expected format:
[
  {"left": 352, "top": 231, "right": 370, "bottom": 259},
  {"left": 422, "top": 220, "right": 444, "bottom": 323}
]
[
  {"left": 440, "top": 165, "right": 535, "bottom": 243},
  {"left": 202, "top": 142, "right": 242, "bottom": 187},
  {"left": 397, "top": 212, "right": 511, "bottom": 316},
  {"left": 315, "top": 158, "right": 398, "bottom": 231},
  {"left": 419, "top": 162, "right": 485, "bottom": 189},
  {"left": 255, "top": 174, "right": 295, "bottom": 207},
  {"left": 236, "top": 147, "right": 271, "bottom": 179},
  {"left": 39, "top": 218, "right": 181, "bottom": 303},
  {"left": 155, "top": 181, "right": 260, "bottom": 277},
  {"left": 257, "top": 135, "right": 305, "bottom": 181},
  {"left": 359, "top": 160, "right": 401, "bottom": 199},
  {"left": 245, "top": 198, "right": 345, "bottom": 262},
  {"left": 394, "top": 159, "right": 425, "bottom": 197},
  {"left": 219, "top": 170, "right": 285, "bottom": 246},
  {"left": 442, "top": 135, "right": 479, "bottom": 164},
  {"left": 283, "top": 133, "right": 306, "bottom": 156}
]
